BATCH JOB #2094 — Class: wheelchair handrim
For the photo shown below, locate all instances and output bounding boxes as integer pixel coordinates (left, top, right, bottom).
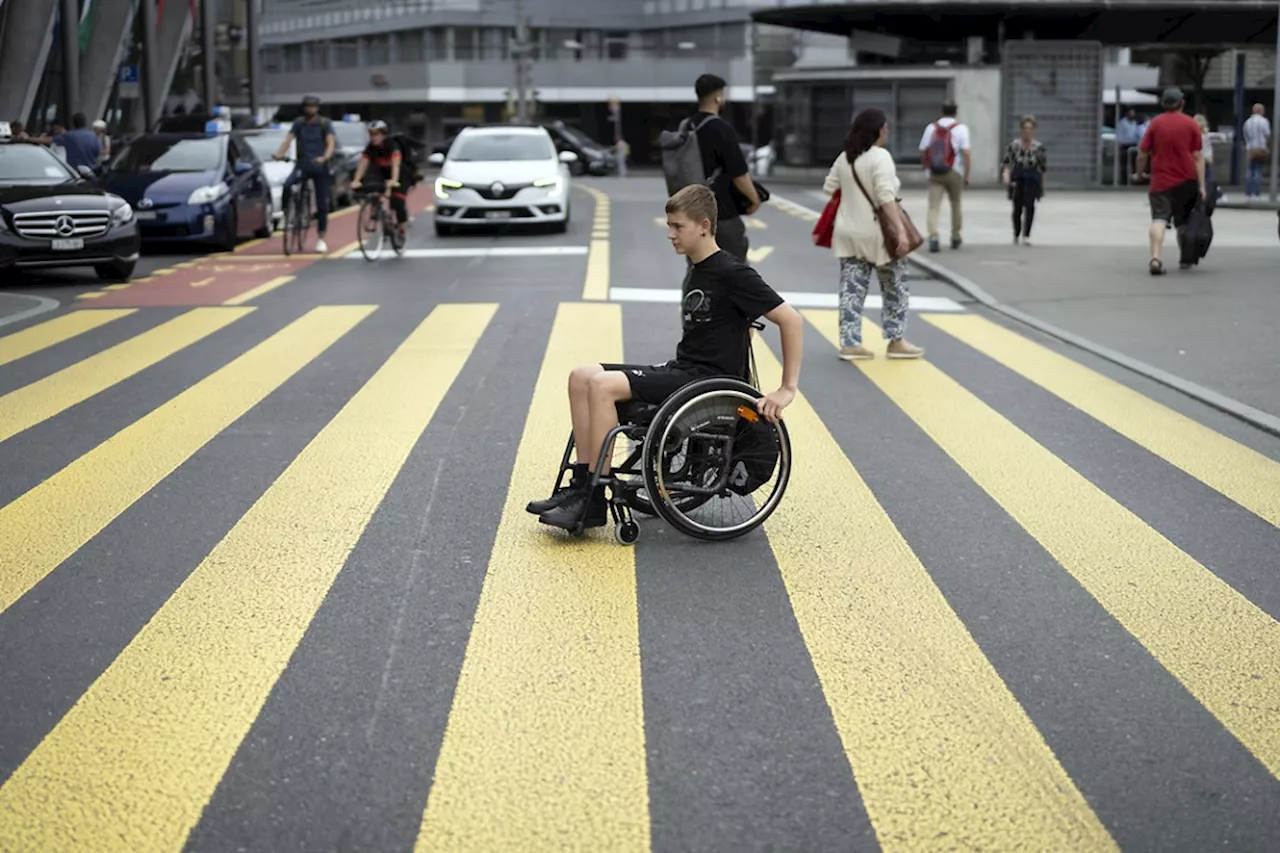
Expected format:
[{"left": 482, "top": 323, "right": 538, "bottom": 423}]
[{"left": 651, "top": 388, "right": 789, "bottom": 537}]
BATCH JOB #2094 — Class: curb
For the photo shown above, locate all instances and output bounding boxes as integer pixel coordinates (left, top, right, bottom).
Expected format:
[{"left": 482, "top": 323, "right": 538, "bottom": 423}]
[
  {"left": 0, "top": 292, "right": 60, "bottom": 330},
  {"left": 768, "top": 192, "right": 1280, "bottom": 439}
]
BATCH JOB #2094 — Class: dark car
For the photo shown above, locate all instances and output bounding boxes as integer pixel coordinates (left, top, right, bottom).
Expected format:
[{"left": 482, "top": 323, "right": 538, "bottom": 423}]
[
  {"left": 99, "top": 131, "right": 273, "bottom": 251},
  {"left": 0, "top": 140, "right": 140, "bottom": 281},
  {"left": 542, "top": 121, "right": 615, "bottom": 176}
]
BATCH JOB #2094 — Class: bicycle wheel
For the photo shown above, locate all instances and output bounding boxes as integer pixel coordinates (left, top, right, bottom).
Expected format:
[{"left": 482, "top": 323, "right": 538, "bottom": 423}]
[
  {"left": 294, "top": 184, "right": 313, "bottom": 254},
  {"left": 390, "top": 205, "right": 406, "bottom": 257},
  {"left": 357, "top": 198, "right": 384, "bottom": 261}
]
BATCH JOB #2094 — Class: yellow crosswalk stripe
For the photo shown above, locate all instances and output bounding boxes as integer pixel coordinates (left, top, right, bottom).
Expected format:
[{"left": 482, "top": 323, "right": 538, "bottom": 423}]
[
  {"left": 0, "top": 307, "right": 251, "bottom": 443},
  {"left": 806, "top": 310, "right": 1280, "bottom": 782},
  {"left": 0, "top": 306, "right": 373, "bottom": 617},
  {"left": 752, "top": 341, "right": 1115, "bottom": 851},
  {"left": 0, "top": 303, "right": 496, "bottom": 853},
  {"left": 922, "top": 313, "right": 1280, "bottom": 529},
  {"left": 416, "top": 302, "right": 649, "bottom": 853},
  {"left": 0, "top": 309, "right": 135, "bottom": 367},
  {"left": 582, "top": 239, "right": 610, "bottom": 301}
]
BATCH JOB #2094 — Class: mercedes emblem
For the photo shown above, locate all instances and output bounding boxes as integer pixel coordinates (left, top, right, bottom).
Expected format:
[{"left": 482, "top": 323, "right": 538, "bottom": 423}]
[{"left": 54, "top": 215, "right": 76, "bottom": 237}]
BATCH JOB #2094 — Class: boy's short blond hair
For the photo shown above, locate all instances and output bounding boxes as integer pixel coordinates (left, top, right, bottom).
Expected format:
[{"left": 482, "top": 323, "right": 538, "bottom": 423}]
[{"left": 665, "top": 184, "right": 719, "bottom": 236}]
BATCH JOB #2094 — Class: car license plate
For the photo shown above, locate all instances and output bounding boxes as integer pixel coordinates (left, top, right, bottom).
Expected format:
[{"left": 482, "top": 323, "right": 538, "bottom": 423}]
[
  {"left": 484, "top": 210, "right": 512, "bottom": 219},
  {"left": 51, "top": 238, "right": 84, "bottom": 251},
  {"left": 134, "top": 210, "right": 158, "bottom": 220}
]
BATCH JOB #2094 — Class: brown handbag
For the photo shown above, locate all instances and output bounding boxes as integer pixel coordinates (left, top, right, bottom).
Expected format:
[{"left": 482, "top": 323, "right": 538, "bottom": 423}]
[{"left": 852, "top": 168, "right": 924, "bottom": 259}]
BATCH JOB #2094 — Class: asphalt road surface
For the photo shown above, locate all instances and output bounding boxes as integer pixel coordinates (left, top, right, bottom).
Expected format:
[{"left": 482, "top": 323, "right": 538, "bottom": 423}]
[{"left": 1, "top": 176, "right": 1278, "bottom": 853}]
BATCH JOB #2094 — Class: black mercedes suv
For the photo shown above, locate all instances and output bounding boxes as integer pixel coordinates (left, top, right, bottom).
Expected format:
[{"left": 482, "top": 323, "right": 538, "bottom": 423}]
[{"left": 0, "top": 140, "right": 141, "bottom": 280}]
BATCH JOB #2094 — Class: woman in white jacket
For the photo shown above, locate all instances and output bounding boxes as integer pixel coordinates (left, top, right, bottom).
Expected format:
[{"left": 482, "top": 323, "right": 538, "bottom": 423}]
[{"left": 823, "top": 108, "right": 924, "bottom": 360}]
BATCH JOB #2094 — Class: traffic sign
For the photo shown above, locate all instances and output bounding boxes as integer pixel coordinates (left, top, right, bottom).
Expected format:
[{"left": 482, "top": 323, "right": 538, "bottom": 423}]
[{"left": 118, "top": 64, "right": 139, "bottom": 84}]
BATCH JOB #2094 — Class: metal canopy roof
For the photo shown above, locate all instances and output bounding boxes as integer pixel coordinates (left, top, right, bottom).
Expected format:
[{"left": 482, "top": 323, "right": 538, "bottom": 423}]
[{"left": 750, "top": 0, "right": 1280, "bottom": 47}]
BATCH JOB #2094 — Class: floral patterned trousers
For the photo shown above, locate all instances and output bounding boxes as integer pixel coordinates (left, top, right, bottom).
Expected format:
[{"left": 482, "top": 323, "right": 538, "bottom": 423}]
[{"left": 838, "top": 257, "right": 909, "bottom": 347}]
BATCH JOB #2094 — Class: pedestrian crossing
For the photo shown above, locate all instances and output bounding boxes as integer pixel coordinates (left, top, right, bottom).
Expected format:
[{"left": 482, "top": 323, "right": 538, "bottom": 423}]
[{"left": 1, "top": 298, "right": 1278, "bottom": 852}]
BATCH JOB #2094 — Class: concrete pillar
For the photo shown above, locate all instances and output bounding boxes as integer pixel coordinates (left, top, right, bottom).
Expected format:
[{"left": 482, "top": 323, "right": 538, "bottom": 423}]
[
  {"left": 78, "top": 0, "right": 137, "bottom": 120},
  {"left": 0, "top": 0, "right": 58, "bottom": 123},
  {"left": 59, "top": 0, "right": 79, "bottom": 120},
  {"left": 245, "top": 0, "right": 260, "bottom": 114}
]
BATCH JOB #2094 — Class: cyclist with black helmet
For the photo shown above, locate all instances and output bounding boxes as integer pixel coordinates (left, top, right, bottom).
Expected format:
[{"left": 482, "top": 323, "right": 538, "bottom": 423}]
[
  {"left": 273, "top": 95, "right": 336, "bottom": 253},
  {"left": 351, "top": 120, "right": 408, "bottom": 241}
]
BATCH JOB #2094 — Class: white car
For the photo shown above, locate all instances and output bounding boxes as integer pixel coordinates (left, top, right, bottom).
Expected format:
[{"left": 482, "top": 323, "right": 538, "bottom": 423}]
[
  {"left": 428, "top": 125, "right": 576, "bottom": 235},
  {"left": 243, "top": 129, "right": 295, "bottom": 231}
]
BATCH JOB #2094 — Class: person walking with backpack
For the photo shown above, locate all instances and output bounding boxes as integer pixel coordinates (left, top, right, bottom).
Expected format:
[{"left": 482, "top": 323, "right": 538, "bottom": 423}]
[
  {"left": 919, "top": 103, "right": 970, "bottom": 253},
  {"left": 659, "top": 74, "right": 761, "bottom": 262}
]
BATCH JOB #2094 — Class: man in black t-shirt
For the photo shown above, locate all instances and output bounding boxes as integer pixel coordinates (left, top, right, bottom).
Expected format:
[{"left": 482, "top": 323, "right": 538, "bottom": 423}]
[
  {"left": 350, "top": 120, "right": 407, "bottom": 239},
  {"left": 687, "top": 73, "right": 761, "bottom": 262},
  {"left": 530, "top": 184, "right": 803, "bottom": 532}
]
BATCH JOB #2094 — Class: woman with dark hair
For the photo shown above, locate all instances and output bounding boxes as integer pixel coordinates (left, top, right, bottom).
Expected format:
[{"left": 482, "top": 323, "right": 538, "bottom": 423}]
[
  {"left": 1000, "top": 115, "right": 1047, "bottom": 245},
  {"left": 821, "top": 108, "right": 923, "bottom": 360}
]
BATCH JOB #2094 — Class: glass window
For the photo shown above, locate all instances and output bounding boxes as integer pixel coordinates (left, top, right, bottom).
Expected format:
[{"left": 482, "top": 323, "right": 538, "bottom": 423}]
[
  {"left": 426, "top": 28, "right": 447, "bottom": 58},
  {"left": 365, "top": 34, "right": 390, "bottom": 65},
  {"left": 454, "top": 27, "right": 477, "bottom": 60},
  {"left": 263, "top": 46, "right": 282, "bottom": 73},
  {"left": 448, "top": 132, "right": 556, "bottom": 162},
  {"left": 243, "top": 131, "right": 292, "bottom": 161},
  {"left": 304, "top": 41, "right": 328, "bottom": 70},
  {"left": 333, "top": 38, "right": 359, "bottom": 68},
  {"left": 0, "top": 144, "right": 75, "bottom": 184},
  {"left": 110, "top": 137, "right": 224, "bottom": 174},
  {"left": 605, "top": 32, "right": 628, "bottom": 60},
  {"left": 283, "top": 44, "right": 303, "bottom": 72},
  {"left": 480, "top": 28, "right": 508, "bottom": 60},
  {"left": 398, "top": 30, "right": 425, "bottom": 62}
]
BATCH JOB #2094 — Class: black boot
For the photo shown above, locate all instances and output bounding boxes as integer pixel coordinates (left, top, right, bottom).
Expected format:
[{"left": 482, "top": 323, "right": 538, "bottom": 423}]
[
  {"left": 539, "top": 484, "right": 608, "bottom": 531},
  {"left": 527, "top": 463, "right": 588, "bottom": 515}
]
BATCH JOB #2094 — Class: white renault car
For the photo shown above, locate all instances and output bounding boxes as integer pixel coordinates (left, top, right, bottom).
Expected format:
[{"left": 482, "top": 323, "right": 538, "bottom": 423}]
[{"left": 428, "top": 125, "right": 575, "bottom": 235}]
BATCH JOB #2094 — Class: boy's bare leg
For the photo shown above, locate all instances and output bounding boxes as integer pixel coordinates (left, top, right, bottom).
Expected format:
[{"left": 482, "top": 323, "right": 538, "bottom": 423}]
[
  {"left": 586, "top": 372, "right": 632, "bottom": 476},
  {"left": 568, "top": 365, "right": 604, "bottom": 464}
]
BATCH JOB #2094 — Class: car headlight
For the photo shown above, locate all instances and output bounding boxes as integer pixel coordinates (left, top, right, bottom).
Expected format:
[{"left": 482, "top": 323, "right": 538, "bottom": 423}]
[
  {"left": 435, "top": 177, "right": 462, "bottom": 198},
  {"left": 533, "top": 176, "right": 563, "bottom": 196},
  {"left": 188, "top": 184, "right": 229, "bottom": 205},
  {"left": 110, "top": 203, "right": 134, "bottom": 226}
]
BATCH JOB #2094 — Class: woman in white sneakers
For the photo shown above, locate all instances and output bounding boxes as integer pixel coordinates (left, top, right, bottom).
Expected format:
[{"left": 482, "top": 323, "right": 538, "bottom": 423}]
[{"left": 822, "top": 108, "right": 924, "bottom": 360}]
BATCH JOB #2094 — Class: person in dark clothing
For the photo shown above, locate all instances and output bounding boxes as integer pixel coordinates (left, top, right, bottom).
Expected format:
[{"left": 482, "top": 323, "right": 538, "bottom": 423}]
[
  {"left": 1134, "top": 87, "right": 1205, "bottom": 275},
  {"left": 528, "top": 183, "right": 802, "bottom": 532},
  {"left": 687, "top": 73, "right": 760, "bottom": 262},
  {"left": 1000, "top": 116, "right": 1048, "bottom": 245},
  {"left": 350, "top": 120, "right": 408, "bottom": 240},
  {"left": 273, "top": 95, "right": 336, "bottom": 253}
]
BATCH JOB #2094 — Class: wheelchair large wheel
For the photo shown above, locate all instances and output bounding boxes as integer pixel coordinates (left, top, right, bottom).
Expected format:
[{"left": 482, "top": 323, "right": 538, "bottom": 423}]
[{"left": 640, "top": 378, "right": 791, "bottom": 541}]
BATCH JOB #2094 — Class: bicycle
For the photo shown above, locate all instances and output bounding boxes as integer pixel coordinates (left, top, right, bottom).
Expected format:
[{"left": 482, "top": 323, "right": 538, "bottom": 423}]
[
  {"left": 277, "top": 158, "right": 314, "bottom": 257},
  {"left": 354, "top": 183, "right": 407, "bottom": 261}
]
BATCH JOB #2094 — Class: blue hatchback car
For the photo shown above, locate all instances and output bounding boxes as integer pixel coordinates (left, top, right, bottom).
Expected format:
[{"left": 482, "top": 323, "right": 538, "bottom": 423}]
[{"left": 100, "top": 131, "right": 273, "bottom": 250}]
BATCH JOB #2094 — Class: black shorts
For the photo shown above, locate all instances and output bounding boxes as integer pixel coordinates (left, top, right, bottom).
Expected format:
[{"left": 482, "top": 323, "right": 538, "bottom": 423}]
[
  {"left": 600, "top": 362, "right": 712, "bottom": 405},
  {"left": 1149, "top": 180, "right": 1199, "bottom": 226}
]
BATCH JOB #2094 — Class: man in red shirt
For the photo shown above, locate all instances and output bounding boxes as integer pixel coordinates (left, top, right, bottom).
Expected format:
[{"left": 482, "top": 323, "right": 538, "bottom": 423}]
[{"left": 1135, "top": 87, "right": 1205, "bottom": 275}]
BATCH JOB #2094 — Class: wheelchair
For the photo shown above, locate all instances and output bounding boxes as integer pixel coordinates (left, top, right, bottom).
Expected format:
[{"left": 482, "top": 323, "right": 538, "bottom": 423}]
[{"left": 546, "top": 325, "right": 793, "bottom": 544}]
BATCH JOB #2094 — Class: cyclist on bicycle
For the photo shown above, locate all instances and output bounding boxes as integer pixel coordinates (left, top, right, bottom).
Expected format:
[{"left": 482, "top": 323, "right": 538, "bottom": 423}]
[
  {"left": 272, "top": 95, "right": 335, "bottom": 253},
  {"left": 350, "top": 120, "right": 408, "bottom": 241}
]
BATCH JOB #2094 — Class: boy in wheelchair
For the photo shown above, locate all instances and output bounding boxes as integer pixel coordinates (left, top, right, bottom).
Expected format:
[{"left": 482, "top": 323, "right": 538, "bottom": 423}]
[{"left": 529, "top": 183, "right": 804, "bottom": 532}]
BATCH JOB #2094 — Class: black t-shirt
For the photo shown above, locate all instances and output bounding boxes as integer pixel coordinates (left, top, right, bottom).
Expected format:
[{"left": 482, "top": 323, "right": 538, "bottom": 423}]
[
  {"left": 362, "top": 139, "right": 402, "bottom": 179},
  {"left": 675, "top": 250, "right": 784, "bottom": 376},
  {"left": 692, "top": 112, "right": 749, "bottom": 222}
]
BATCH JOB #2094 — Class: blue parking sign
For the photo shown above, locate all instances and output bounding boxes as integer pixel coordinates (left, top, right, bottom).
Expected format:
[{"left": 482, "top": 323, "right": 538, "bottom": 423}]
[{"left": 118, "top": 64, "right": 139, "bottom": 84}]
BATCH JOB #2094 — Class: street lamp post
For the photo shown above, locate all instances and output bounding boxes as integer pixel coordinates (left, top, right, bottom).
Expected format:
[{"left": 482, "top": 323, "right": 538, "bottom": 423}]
[
  {"left": 200, "top": 0, "right": 217, "bottom": 111},
  {"left": 139, "top": 0, "right": 159, "bottom": 130},
  {"left": 1271, "top": 0, "right": 1279, "bottom": 201},
  {"left": 245, "top": 0, "right": 261, "bottom": 117},
  {"left": 512, "top": 0, "right": 531, "bottom": 121}
]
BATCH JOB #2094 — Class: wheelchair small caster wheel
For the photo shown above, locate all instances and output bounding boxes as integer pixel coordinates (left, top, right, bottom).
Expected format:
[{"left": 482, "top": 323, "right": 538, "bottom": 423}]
[{"left": 614, "top": 520, "right": 640, "bottom": 545}]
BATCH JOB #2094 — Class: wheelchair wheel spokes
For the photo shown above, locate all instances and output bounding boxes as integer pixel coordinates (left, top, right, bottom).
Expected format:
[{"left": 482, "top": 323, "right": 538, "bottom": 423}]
[
  {"left": 357, "top": 197, "right": 384, "bottom": 261},
  {"left": 641, "top": 383, "right": 791, "bottom": 541}
]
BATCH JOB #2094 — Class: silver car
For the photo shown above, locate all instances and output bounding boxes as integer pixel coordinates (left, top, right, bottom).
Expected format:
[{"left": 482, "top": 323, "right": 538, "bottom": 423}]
[{"left": 428, "top": 125, "right": 576, "bottom": 235}]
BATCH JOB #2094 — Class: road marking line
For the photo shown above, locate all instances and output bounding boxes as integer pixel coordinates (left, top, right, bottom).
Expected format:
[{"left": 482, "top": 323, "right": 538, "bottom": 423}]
[
  {"left": 189, "top": 277, "right": 215, "bottom": 288},
  {"left": 0, "top": 306, "right": 372, "bottom": 619},
  {"left": 416, "top": 302, "right": 647, "bottom": 853},
  {"left": 0, "top": 309, "right": 135, "bottom": 367},
  {"left": 652, "top": 216, "right": 665, "bottom": 227},
  {"left": 74, "top": 292, "right": 106, "bottom": 299},
  {"left": 609, "top": 287, "right": 964, "bottom": 312},
  {"left": 327, "top": 240, "right": 359, "bottom": 259},
  {"left": 811, "top": 309, "right": 1280, "bottom": 783},
  {"left": 753, "top": 339, "right": 1115, "bottom": 850},
  {"left": 0, "top": 304, "right": 490, "bottom": 853},
  {"left": 0, "top": 307, "right": 250, "bottom": 444},
  {"left": 923, "top": 313, "right": 1280, "bottom": 528},
  {"left": 222, "top": 275, "right": 295, "bottom": 305},
  {"left": 592, "top": 231, "right": 609, "bottom": 239},
  {"left": 345, "top": 246, "right": 589, "bottom": 259},
  {"left": 582, "top": 239, "right": 610, "bottom": 301},
  {"left": 232, "top": 236, "right": 270, "bottom": 253},
  {"left": 132, "top": 276, "right": 154, "bottom": 283},
  {"left": 104, "top": 283, "right": 132, "bottom": 291},
  {"left": 151, "top": 268, "right": 176, "bottom": 276},
  {"left": 745, "top": 216, "right": 767, "bottom": 229},
  {"left": 747, "top": 246, "right": 773, "bottom": 263}
]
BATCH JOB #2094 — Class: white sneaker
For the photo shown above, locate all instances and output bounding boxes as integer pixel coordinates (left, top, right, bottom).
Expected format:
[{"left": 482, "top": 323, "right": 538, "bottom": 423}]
[{"left": 314, "top": 238, "right": 328, "bottom": 254}]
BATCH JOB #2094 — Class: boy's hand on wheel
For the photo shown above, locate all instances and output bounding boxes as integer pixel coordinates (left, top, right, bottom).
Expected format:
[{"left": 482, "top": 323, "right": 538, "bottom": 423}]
[{"left": 756, "top": 388, "right": 794, "bottom": 423}]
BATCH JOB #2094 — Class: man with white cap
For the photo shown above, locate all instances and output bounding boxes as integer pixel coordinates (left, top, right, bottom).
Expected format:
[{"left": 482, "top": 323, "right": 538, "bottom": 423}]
[{"left": 91, "top": 119, "right": 111, "bottom": 167}]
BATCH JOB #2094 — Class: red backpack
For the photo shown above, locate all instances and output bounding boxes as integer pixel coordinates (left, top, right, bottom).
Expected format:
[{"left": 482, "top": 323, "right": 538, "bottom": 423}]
[{"left": 926, "top": 122, "right": 957, "bottom": 172}]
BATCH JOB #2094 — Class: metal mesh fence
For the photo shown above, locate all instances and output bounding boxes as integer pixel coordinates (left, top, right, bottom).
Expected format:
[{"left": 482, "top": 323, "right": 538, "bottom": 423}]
[{"left": 1002, "top": 41, "right": 1104, "bottom": 186}]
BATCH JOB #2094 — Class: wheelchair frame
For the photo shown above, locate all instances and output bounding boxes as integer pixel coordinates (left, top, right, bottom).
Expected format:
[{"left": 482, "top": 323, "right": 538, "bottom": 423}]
[{"left": 546, "top": 326, "right": 792, "bottom": 544}]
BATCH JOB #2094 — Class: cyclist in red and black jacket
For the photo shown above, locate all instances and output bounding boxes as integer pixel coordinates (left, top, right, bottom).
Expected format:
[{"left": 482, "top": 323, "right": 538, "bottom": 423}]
[{"left": 350, "top": 120, "right": 407, "bottom": 240}]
